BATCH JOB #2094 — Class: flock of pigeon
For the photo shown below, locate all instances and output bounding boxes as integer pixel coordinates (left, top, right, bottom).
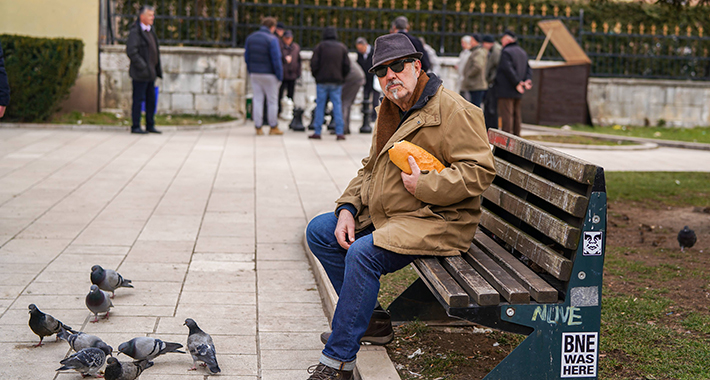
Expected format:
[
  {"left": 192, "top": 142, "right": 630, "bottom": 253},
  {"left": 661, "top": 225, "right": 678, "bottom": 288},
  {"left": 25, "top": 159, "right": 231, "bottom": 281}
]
[{"left": 27, "top": 265, "right": 221, "bottom": 378}]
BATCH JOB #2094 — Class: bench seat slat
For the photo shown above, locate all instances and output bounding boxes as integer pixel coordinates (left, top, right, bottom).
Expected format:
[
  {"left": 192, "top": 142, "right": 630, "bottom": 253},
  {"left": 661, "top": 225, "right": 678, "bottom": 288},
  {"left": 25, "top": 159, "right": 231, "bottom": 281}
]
[
  {"left": 464, "top": 245, "right": 530, "bottom": 304},
  {"left": 488, "top": 130, "right": 598, "bottom": 185},
  {"left": 473, "top": 232, "right": 559, "bottom": 303},
  {"left": 480, "top": 207, "right": 573, "bottom": 281},
  {"left": 442, "top": 256, "right": 500, "bottom": 306},
  {"left": 482, "top": 184, "right": 581, "bottom": 249},
  {"left": 414, "top": 258, "right": 470, "bottom": 308},
  {"left": 492, "top": 158, "right": 589, "bottom": 218}
]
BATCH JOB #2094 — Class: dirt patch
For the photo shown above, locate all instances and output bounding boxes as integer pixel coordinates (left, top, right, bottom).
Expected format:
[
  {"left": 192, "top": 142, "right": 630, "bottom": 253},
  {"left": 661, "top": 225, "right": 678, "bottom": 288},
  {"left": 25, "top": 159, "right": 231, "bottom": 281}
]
[{"left": 387, "top": 202, "right": 710, "bottom": 379}]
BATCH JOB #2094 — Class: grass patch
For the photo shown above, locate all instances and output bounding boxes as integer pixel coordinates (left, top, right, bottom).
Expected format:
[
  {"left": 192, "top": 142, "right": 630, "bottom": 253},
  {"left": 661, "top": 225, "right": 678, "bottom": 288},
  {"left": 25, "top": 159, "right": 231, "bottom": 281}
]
[
  {"left": 526, "top": 134, "right": 638, "bottom": 146},
  {"left": 564, "top": 124, "right": 710, "bottom": 144},
  {"left": 605, "top": 172, "right": 710, "bottom": 208},
  {"left": 379, "top": 264, "right": 419, "bottom": 308},
  {"left": 49, "top": 111, "right": 235, "bottom": 126}
]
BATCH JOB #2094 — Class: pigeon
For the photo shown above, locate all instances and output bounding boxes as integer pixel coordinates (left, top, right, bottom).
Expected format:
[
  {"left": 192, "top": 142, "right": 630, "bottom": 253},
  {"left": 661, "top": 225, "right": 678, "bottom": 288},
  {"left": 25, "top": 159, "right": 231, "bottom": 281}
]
[
  {"left": 117, "top": 337, "right": 185, "bottom": 365},
  {"left": 56, "top": 345, "right": 111, "bottom": 377},
  {"left": 91, "top": 265, "right": 133, "bottom": 298},
  {"left": 58, "top": 326, "right": 113, "bottom": 354},
  {"left": 86, "top": 284, "right": 114, "bottom": 323},
  {"left": 184, "top": 318, "right": 221, "bottom": 374},
  {"left": 28, "top": 304, "right": 76, "bottom": 347},
  {"left": 678, "top": 226, "right": 697, "bottom": 252},
  {"left": 104, "top": 357, "right": 151, "bottom": 380}
]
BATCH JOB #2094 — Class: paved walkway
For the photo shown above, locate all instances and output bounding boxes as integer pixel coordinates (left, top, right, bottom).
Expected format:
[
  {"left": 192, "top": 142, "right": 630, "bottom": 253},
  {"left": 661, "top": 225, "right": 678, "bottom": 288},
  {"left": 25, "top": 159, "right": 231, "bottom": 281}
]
[{"left": 1, "top": 124, "right": 709, "bottom": 380}]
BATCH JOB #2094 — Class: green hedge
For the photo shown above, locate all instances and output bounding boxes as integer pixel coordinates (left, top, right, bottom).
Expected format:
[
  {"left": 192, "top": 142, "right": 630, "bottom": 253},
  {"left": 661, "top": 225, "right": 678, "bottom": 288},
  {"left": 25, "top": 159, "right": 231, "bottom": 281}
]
[{"left": 0, "top": 34, "right": 84, "bottom": 122}]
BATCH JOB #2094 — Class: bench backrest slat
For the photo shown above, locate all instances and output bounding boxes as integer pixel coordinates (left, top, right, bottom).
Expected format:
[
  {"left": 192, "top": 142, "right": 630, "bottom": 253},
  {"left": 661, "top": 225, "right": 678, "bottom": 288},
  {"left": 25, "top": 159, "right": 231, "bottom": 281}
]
[{"left": 442, "top": 256, "right": 500, "bottom": 306}]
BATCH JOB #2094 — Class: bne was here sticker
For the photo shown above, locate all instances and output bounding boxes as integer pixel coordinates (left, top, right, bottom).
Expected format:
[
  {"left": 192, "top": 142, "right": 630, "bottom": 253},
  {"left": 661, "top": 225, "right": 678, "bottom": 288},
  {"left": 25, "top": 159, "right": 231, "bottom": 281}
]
[{"left": 561, "top": 332, "right": 598, "bottom": 378}]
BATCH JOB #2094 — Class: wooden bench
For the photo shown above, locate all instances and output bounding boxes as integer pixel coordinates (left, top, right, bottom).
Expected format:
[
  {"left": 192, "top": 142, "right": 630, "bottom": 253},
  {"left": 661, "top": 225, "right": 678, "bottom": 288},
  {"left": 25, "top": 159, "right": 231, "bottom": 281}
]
[{"left": 388, "top": 129, "right": 607, "bottom": 380}]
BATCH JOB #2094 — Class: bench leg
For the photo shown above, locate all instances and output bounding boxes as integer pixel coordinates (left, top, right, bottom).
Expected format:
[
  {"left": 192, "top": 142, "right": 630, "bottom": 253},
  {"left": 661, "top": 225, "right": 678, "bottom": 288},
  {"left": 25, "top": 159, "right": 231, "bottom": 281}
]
[{"left": 387, "top": 278, "right": 460, "bottom": 324}]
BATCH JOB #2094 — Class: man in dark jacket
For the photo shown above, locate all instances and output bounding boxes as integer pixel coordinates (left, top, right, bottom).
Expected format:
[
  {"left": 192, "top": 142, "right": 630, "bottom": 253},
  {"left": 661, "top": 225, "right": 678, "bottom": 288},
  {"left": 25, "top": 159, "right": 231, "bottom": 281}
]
[
  {"left": 278, "top": 30, "right": 301, "bottom": 116},
  {"left": 494, "top": 31, "right": 532, "bottom": 136},
  {"left": 126, "top": 5, "right": 163, "bottom": 134},
  {"left": 245, "top": 17, "right": 284, "bottom": 136},
  {"left": 482, "top": 34, "right": 502, "bottom": 129},
  {"left": 356, "top": 37, "right": 379, "bottom": 122},
  {"left": 309, "top": 27, "right": 350, "bottom": 140},
  {"left": 0, "top": 40, "right": 9, "bottom": 118},
  {"left": 390, "top": 16, "right": 430, "bottom": 73}
]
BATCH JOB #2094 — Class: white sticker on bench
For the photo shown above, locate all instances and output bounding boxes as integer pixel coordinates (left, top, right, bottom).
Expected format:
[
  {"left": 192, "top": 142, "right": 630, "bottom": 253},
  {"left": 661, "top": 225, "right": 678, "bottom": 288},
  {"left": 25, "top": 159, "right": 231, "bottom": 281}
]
[
  {"left": 583, "top": 231, "right": 603, "bottom": 256},
  {"left": 561, "top": 332, "right": 598, "bottom": 378},
  {"left": 570, "top": 286, "right": 599, "bottom": 307}
]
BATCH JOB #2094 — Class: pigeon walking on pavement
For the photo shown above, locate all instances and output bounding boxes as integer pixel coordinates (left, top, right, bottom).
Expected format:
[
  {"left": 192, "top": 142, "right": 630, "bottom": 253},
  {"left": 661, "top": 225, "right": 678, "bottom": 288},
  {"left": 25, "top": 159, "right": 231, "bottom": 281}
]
[
  {"left": 86, "top": 284, "right": 114, "bottom": 323},
  {"left": 58, "top": 326, "right": 113, "bottom": 354},
  {"left": 28, "top": 304, "right": 77, "bottom": 347},
  {"left": 104, "top": 357, "right": 150, "bottom": 380},
  {"left": 184, "top": 318, "right": 221, "bottom": 374},
  {"left": 117, "top": 337, "right": 185, "bottom": 366},
  {"left": 56, "top": 345, "right": 112, "bottom": 378},
  {"left": 678, "top": 226, "right": 697, "bottom": 252},
  {"left": 91, "top": 265, "right": 133, "bottom": 298}
]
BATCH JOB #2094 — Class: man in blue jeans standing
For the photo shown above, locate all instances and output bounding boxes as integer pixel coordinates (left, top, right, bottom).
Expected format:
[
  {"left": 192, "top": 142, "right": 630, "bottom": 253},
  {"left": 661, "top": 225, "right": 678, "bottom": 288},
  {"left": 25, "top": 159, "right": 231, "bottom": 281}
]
[
  {"left": 305, "top": 33, "right": 496, "bottom": 380},
  {"left": 308, "top": 27, "right": 350, "bottom": 140}
]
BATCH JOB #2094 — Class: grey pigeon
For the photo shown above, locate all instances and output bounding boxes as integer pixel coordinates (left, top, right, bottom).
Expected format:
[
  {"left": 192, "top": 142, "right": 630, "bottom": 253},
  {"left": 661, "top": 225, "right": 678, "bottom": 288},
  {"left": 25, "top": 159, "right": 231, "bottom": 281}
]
[
  {"left": 58, "top": 326, "right": 113, "bottom": 354},
  {"left": 678, "top": 226, "right": 697, "bottom": 252},
  {"left": 56, "top": 345, "right": 111, "bottom": 377},
  {"left": 86, "top": 284, "right": 114, "bottom": 323},
  {"left": 91, "top": 265, "right": 133, "bottom": 298},
  {"left": 185, "top": 318, "right": 221, "bottom": 374},
  {"left": 28, "top": 304, "right": 76, "bottom": 347},
  {"left": 117, "top": 337, "right": 185, "bottom": 365},
  {"left": 104, "top": 357, "right": 151, "bottom": 380}
]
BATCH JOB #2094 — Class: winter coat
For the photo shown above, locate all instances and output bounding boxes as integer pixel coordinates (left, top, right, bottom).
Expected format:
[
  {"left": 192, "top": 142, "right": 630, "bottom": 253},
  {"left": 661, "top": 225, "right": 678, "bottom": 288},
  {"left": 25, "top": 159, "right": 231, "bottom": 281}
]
[
  {"left": 485, "top": 42, "right": 502, "bottom": 86},
  {"left": 126, "top": 21, "right": 163, "bottom": 82},
  {"left": 461, "top": 45, "right": 488, "bottom": 92},
  {"left": 0, "top": 40, "right": 9, "bottom": 107},
  {"left": 281, "top": 41, "right": 302, "bottom": 81},
  {"left": 244, "top": 26, "right": 283, "bottom": 81},
  {"left": 336, "top": 75, "right": 496, "bottom": 256},
  {"left": 311, "top": 27, "right": 350, "bottom": 84},
  {"left": 494, "top": 41, "right": 532, "bottom": 99}
]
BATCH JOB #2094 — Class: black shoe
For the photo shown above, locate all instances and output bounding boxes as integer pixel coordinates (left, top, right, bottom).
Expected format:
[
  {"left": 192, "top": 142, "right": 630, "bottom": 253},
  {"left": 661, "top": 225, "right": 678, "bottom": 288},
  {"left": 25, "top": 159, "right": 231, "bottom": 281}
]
[
  {"left": 306, "top": 364, "right": 353, "bottom": 380},
  {"left": 146, "top": 127, "right": 162, "bottom": 134},
  {"left": 320, "top": 309, "right": 393, "bottom": 345},
  {"left": 131, "top": 128, "right": 147, "bottom": 134}
]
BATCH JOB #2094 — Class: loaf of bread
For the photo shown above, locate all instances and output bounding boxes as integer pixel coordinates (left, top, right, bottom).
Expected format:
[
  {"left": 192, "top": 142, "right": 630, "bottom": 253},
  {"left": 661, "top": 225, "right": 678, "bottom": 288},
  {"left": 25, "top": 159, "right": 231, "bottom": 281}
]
[{"left": 388, "top": 140, "right": 445, "bottom": 174}]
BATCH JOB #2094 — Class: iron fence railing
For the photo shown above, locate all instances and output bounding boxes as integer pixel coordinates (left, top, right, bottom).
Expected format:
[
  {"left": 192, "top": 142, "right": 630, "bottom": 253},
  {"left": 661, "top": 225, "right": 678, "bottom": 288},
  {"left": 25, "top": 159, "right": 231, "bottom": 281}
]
[{"left": 103, "top": 0, "right": 710, "bottom": 80}]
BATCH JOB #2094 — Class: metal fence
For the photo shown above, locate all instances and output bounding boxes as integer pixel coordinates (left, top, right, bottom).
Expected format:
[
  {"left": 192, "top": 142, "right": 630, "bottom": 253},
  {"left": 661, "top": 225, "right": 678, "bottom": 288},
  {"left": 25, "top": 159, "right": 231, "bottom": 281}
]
[{"left": 103, "top": 0, "right": 710, "bottom": 80}]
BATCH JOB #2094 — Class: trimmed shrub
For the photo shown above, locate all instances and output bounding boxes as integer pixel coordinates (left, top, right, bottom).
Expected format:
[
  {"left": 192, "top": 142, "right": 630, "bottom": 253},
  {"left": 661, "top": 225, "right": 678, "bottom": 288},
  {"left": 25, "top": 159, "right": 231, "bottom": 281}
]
[{"left": 0, "top": 34, "right": 84, "bottom": 122}]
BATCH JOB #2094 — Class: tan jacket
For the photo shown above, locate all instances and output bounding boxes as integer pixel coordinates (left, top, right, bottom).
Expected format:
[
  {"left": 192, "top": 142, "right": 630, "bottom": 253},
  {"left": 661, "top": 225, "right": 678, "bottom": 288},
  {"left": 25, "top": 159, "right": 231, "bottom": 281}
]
[
  {"left": 461, "top": 45, "right": 488, "bottom": 92},
  {"left": 336, "top": 84, "right": 496, "bottom": 256}
]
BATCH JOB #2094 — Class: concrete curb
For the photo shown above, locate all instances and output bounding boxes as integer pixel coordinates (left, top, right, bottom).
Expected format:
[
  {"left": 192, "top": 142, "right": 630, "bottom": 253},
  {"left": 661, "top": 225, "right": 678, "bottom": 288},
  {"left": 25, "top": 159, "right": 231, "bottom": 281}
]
[
  {"left": 302, "top": 225, "right": 401, "bottom": 380},
  {"left": 532, "top": 140, "right": 658, "bottom": 151},
  {"left": 524, "top": 124, "right": 710, "bottom": 151},
  {"left": 0, "top": 119, "right": 242, "bottom": 131}
]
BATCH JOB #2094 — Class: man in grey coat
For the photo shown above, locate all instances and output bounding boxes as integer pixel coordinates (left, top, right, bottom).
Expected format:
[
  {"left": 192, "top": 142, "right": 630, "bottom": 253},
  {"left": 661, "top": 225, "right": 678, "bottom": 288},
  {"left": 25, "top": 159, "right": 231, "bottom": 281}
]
[
  {"left": 340, "top": 57, "right": 366, "bottom": 134},
  {"left": 126, "top": 5, "right": 162, "bottom": 134}
]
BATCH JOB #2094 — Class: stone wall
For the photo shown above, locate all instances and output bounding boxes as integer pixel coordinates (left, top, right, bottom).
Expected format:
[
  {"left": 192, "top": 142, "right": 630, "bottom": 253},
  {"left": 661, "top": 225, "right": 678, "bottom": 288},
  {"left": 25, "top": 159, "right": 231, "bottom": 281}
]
[{"left": 588, "top": 77, "right": 710, "bottom": 128}]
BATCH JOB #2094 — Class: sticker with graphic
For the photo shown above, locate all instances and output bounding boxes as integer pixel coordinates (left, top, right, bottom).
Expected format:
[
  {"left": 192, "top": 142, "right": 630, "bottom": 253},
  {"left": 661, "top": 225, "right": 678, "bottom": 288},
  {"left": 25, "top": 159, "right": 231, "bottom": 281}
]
[
  {"left": 582, "top": 231, "right": 603, "bottom": 256},
  {"left": 561, "top": 332, "right": 598, "bottom": 378}
]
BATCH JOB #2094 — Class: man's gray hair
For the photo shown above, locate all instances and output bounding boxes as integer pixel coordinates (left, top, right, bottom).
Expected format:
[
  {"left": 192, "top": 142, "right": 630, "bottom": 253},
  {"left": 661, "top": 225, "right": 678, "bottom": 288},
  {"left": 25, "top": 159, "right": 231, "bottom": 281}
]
[
  {"left": 355, "top": 37, "right": 368, "bottom": 46},
  {"left": 139, "top": 5, "right": 155, "bottom": 15},
  {"left": 461, "top": 35, "right": 472, "bottom": 44},
  {"left": 392, "top": 16, "right": 408, "bottom": 31}
]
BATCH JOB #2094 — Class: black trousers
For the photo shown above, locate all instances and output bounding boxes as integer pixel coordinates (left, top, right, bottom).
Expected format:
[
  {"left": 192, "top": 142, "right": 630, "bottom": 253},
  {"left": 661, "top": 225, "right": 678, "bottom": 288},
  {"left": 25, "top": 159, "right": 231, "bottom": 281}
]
[
  {"left": 483, "top": 87, "right": 498, "bottom": 130},
  {"left": 132, "top": 80, "right": 156, "bottom": 129},
  {"left": 278, "top": 79, "right": 296, "bottom": 114},
  {"left": 363, "top": 85, "right": 380, "bottom": 120}
]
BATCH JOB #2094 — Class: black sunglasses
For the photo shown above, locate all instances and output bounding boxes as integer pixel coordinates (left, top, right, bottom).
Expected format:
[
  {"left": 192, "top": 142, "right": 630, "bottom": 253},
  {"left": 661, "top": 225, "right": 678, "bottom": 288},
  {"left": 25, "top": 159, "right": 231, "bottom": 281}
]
[{"left": 373, "top": 58, "right": 416, "bottom": 78}]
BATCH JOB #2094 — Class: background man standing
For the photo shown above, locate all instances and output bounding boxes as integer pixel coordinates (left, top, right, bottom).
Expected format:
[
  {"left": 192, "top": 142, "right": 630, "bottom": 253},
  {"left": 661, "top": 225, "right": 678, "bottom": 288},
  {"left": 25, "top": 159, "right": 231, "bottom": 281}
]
[
  {"left": 495, "top": 31, "right": 532, "bottom": 136},
  {"left": 309, "top": 26, "right": 350, "bottom": 140},
  {"left": 482, "top": 34, "right": 502, "bottom": 129},
  {"left": 390, "top": 16, "right": 430, "bottom": 73},
  {"left": 461, "top": 34, "right": 487, "bottom": 107},
  {"left": 0, "top": 40, "right": 9, "bottom": 118},
  {"left": 340, "top": 57, "right": 365, "bottom": 134},
  {"left": 244, "top": 17, "right": 284, "bottom": 136},
  {"left": 456, "top": 35, "right": 473, "bottom": 100},
  {"left": 279, "top": 30, "right": 301, "bottom": 117},
  {"left": 126, "top": 5, "right": 162, "bottom": 134},
  {"left": 355, "top": 37, "right": 379, "bottom": 122}
]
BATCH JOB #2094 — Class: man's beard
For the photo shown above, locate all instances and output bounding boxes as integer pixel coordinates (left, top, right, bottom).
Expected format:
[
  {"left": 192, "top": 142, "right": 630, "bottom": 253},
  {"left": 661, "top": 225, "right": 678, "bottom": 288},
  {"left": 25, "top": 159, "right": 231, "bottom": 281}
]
[{"left": 386, "top": 80, "right": 405, "bottom": 100}]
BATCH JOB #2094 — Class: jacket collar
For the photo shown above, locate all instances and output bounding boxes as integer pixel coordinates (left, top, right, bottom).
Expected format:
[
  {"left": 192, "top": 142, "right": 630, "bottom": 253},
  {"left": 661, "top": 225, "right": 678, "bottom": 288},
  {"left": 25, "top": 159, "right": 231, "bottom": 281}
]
[{"left": 259, "top": 26, "right": 272, "bottom": 34}]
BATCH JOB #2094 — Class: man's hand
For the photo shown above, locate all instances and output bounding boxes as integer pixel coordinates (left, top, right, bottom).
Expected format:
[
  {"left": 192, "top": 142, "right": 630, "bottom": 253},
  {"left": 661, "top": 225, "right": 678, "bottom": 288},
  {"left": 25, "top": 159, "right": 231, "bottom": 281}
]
[
  {"left": 285, "top": 55, "right": 292, "bottom": 64},
  {"left": 516, "top": 82, "right": 525, "bottom": 94},
  {"left": 335, "top": 209, "right": 356, "bottom": 250},
  {"left": 401, "top": 156, "right": 420, "bottom": 195},
  {"left": 524, "top": 79, "right": 532, "bottom": 90},
  {"left": 0, "top": 106, "right": 5, "bottom": 118}
]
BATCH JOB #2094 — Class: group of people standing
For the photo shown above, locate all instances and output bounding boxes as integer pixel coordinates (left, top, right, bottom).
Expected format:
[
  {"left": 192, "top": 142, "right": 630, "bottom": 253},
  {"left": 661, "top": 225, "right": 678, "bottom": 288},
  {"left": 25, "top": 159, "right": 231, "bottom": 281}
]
[{"left": 457, "top": 30, "right": 532, "bottom": 136}]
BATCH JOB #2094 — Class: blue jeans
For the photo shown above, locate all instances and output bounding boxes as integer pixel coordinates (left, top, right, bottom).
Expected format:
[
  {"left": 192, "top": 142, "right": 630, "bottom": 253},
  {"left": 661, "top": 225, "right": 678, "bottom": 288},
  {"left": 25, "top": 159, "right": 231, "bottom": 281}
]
[
  {"left": 306, "top": 213, "right": 417, "bottom": 369},
  {"left": 313, "top": 84, "right": 344, "bottom": 136}
]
